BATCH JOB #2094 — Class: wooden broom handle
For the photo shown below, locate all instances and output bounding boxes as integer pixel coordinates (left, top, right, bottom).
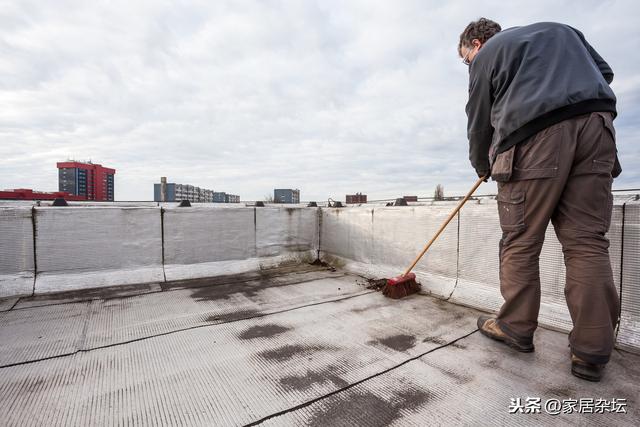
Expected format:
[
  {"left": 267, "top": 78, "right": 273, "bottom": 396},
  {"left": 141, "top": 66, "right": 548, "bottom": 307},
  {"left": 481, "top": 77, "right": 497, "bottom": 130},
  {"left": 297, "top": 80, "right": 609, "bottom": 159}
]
[{"left": 402, "top": 176, "right": 486, "bottom": 276}]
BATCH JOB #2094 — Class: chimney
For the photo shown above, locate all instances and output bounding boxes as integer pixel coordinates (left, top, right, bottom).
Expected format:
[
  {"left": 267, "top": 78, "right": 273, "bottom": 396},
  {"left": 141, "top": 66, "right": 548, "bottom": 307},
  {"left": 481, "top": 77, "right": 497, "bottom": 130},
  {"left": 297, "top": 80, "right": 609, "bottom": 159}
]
[{"left": 160, "top": 177, "right": 167, "bottom": 202}]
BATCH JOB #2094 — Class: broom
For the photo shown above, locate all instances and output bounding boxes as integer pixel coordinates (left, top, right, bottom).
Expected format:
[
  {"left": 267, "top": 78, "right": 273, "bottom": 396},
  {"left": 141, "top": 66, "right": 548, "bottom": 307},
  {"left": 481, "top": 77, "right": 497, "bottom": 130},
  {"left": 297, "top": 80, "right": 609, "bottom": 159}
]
[{"left": 383, "top": 176, "right": 486, "bottom": 299}]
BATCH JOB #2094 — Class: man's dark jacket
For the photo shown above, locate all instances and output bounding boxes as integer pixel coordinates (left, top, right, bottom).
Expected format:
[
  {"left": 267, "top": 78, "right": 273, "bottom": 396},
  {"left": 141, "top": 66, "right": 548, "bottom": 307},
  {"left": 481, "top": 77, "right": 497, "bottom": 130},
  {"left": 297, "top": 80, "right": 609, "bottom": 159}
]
[{"left": 466, "top": 22, "right": 617, "bottom": 174}]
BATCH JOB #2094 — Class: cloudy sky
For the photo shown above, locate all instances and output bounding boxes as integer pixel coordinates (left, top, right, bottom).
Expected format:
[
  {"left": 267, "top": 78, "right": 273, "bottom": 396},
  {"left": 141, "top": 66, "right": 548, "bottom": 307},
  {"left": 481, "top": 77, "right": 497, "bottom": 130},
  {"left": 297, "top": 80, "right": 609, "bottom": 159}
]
[{"left": 1, "top": 0, "right": 638, "bottom": 201}]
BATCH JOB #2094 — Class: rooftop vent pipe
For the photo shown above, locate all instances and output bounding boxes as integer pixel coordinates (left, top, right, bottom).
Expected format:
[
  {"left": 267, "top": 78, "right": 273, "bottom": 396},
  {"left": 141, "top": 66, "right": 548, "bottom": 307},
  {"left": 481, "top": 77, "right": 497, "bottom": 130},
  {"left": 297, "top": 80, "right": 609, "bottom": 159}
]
[
  {"left": 52, "top": 198, "right": 68, "bottom": 207},
  {"left": 160, "top": 177, "right": 167, "bottom": 202}
]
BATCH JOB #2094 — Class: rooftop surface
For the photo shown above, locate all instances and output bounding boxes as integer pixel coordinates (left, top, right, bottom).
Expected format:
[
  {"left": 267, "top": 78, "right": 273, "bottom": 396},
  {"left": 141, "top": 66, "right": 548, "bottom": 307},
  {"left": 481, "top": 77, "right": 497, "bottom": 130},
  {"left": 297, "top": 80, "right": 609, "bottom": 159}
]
[{"left": 1, "top": 264, "right": 638, "bottom": 426}]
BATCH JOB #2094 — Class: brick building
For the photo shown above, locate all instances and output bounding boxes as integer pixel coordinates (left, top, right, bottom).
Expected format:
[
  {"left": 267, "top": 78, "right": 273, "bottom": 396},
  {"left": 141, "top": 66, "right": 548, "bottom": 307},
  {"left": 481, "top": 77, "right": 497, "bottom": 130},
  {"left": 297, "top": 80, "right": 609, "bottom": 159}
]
[{"left": 57, "top": 161, "right": 115, "bottom": 201}]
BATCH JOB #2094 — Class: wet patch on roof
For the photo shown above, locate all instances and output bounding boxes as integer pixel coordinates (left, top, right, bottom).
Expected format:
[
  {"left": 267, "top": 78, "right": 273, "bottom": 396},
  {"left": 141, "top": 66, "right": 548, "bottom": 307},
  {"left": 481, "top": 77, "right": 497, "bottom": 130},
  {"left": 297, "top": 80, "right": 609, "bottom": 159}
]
[
  {"left": 238, "top": 324, "right": 291, "bottom": 340},
  {"left": 5, "top": 366, "right": 86, "bottom": 399},
  {"left": 164, "top": 271, "right": 263, "bottom": 291},
  {"left": 279, "top": 366, "right": 349, "bottom": 392},
  {"left": 422, "top": 336, "right": 448, "bottom": 345},
  {"left": 479, "top": 357, "right": 501, "bottom": 370},
  {"left": 393, "top": 388, "right": 433, "bottom": 409},
  {"left": 349, "top": 303, "right": 387, "bottom": 314},
  {"left": 307, "top": 391, "right": 395, "bottom": 426},
  {"left": 205, "top": 309, "right": 260, "bottom": 323},
  {"left": 372, "top": 334, "right": 416, "bottom": 352},
  {"left": 257, "top": 344, "right": 334, "bottom": 363},
  {"left": 306, "top": 386, "right": 432, "bottom": 426},
  {"left": 15, "top": 282, "right": 161, "bottom": 307},
  {"left": 451, "top": 311, "right": 465, "bottom": 320},
  {"left": 423, "top": 334, "right": 467, "bottom": 349},
  {"left": 189, "top": 280, "right": 262, "bottom": 302},
  {"left": 162, "top": 264, "right": 326, "bottom": 291},
  {"left": 186, "top": 269, "right": 342, "bottom": 303}
]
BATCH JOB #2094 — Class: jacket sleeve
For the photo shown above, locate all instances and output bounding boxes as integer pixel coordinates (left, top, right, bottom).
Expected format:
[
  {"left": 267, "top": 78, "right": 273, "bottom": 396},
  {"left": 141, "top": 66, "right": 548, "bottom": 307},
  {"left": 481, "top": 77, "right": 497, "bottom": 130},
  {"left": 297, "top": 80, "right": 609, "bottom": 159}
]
[
  {"left": 571, "top": 27, "right": 614, "bottom": 83},
  {"left": 465, "top": 64, "right": 493, "bottom": 173}
]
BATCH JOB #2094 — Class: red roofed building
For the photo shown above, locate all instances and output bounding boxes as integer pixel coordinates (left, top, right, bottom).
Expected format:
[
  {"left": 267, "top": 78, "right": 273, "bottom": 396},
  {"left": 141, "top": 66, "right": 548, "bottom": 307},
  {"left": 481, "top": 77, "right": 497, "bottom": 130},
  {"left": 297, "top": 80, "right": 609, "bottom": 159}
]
[
  {"left": 57, "top": 161, "right": 116, "bottom": 201},
  {"left": 0, "top": 189, "right": 86, "bottom": 201}
]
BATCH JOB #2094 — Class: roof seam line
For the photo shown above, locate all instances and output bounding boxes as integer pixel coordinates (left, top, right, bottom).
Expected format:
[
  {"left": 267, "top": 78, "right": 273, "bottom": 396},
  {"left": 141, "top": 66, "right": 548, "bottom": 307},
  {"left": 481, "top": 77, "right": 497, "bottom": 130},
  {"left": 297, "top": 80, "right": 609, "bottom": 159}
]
[{"left": 7, "top": 298, "right": 21, "bottom": 312}]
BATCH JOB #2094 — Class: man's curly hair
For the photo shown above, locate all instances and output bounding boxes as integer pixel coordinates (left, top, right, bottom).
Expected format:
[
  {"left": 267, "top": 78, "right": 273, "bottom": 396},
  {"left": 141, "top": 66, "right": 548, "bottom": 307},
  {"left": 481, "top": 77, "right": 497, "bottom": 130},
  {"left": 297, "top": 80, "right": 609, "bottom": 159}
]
[{"left": 458, "top": 18, "right": 501, "bottom": 57}]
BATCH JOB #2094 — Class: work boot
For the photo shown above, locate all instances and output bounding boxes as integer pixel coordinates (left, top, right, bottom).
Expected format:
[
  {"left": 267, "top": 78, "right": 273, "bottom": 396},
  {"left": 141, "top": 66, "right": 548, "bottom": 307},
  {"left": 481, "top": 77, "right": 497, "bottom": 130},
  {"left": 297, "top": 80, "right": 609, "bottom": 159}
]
[
  {"left": 571, "top": 354, "right": 604, "bottom": 382},
  {"left": 477, "top": 315, "right": 535, "bottom": 352}
]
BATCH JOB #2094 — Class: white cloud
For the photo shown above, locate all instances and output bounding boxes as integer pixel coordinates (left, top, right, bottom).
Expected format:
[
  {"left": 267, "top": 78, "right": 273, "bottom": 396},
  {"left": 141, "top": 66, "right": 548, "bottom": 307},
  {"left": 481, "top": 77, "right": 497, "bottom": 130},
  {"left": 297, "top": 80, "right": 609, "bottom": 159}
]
[{"left": 1, "top": 0, "right": 638, "bottom": 201}]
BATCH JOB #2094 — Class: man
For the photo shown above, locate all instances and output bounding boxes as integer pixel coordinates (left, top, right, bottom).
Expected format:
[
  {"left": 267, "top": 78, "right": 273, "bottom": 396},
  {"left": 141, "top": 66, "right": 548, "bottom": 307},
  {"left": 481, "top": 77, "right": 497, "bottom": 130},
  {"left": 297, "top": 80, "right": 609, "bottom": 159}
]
[{"left": 459, "top": 19, "right": 621, "bottom": 382}]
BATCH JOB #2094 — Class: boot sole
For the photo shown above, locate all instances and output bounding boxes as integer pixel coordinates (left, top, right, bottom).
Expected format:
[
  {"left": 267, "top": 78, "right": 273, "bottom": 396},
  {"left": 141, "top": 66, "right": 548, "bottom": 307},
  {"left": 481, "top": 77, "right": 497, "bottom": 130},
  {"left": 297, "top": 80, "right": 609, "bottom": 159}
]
[{"left": 571, "top": 363, "right": 602, "bottom": 382}]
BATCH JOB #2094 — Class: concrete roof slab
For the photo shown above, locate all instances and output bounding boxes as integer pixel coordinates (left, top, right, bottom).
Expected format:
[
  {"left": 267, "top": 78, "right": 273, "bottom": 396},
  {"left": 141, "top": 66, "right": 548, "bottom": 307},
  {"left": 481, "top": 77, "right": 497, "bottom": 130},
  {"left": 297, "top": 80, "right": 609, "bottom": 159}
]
[{"left": 0, "top": 266, "right": 637, "bottom": 425}]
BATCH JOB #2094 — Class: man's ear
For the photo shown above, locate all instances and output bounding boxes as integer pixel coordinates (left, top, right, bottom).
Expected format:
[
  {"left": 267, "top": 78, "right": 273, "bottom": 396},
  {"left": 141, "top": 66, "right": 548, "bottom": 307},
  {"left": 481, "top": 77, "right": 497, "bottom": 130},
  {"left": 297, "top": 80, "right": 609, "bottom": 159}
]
[{"left": 472, "top": 38, "right": 482, "bottom": 48}]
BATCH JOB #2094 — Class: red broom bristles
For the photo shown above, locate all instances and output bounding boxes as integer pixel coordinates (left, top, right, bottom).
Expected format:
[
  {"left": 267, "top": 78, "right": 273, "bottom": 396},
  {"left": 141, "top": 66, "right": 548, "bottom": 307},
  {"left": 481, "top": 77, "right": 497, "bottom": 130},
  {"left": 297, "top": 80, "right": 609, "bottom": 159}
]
[{"left": 382, "top": 273, "right": 420, "bottom": 299}]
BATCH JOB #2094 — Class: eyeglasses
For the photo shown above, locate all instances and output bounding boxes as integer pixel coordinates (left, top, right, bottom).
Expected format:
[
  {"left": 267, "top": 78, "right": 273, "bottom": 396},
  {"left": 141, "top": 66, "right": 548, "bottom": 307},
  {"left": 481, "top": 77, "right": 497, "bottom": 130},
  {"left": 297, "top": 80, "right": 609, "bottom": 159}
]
[
  {"left": 461, "top": 46, "right": 473, "bottom": 66},
  {"left": 461, "top": 44, "right": 478, "bottom": 66}
]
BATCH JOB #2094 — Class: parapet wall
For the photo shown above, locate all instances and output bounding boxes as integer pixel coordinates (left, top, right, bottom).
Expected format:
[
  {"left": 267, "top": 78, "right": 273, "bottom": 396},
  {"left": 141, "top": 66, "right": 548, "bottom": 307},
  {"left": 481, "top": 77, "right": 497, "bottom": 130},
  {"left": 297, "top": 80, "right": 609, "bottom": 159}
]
[
  {"left": 34, "top": 207, "right": 165, "bottom": 293},
  {"left": 319, "top": 200, "right": 640, "bottom": 353},
  {"left": 0, "top": 206, "right": 319, "bottom": 297},
  {"left": 0, "top": 208, "right": 34, "bottom": 297},
  {"left": 0, "top": 201, "right": 637, "bottom": 352},
  {"left": 163, "top": 207, "right": 318, "bottom": 281}
]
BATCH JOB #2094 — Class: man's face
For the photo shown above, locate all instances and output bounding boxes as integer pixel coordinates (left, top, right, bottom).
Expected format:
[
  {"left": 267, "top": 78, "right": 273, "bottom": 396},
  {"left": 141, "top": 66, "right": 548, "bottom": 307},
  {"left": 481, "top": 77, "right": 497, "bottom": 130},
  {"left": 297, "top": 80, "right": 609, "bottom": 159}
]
[{"left": 460, "top": 39, "right": 482, "bottom": 66}]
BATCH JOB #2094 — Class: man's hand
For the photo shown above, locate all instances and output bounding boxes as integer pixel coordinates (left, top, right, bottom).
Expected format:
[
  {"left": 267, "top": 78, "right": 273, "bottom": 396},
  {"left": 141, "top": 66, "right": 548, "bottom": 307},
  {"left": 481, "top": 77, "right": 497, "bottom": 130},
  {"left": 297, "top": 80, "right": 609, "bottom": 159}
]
[{"left": 477, "top": 169, "right": 490, "bottom": 182}]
